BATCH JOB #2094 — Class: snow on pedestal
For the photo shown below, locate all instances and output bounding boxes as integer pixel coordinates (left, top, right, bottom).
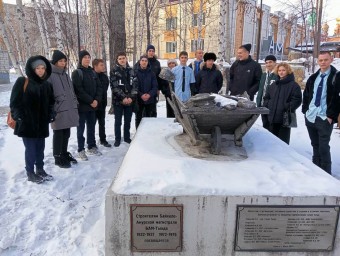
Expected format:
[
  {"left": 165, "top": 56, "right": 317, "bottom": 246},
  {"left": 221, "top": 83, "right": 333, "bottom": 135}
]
[{"left": 105, "top": 118, "right": 340, "bottom": 255}]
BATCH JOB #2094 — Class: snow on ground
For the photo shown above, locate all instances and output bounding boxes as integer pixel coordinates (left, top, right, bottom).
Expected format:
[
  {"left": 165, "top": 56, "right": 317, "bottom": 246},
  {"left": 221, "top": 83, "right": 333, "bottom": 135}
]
[{"left": 1, "top": 64, "right": 340, "bottom": 255}]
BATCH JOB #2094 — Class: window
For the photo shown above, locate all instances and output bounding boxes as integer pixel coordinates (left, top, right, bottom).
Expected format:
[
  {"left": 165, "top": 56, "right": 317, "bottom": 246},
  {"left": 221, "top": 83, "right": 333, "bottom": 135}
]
[
  {"left": 166, "top": 42, "right": 177, "bottom": 53},
  {"left": 166, "top": 17, "right": 177, "bottom": 30},
  {"left": 192, "top": 13, "right": 206, "bottom": 27},
  {"left": 191, "top": 39, "right": 204, "bottom": 52}
]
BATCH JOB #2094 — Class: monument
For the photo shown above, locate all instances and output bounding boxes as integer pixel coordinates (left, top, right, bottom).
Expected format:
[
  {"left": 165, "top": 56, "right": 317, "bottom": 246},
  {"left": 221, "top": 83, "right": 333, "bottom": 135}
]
[{"left": 106, "top": 117, "right": 340, "bottom": 255}]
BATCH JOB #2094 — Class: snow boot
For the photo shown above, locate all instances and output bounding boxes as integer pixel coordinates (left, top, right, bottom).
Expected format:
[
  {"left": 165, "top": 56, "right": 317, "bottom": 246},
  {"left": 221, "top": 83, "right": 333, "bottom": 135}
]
[
  {"left": 36, "top": 168, "right": 54, "bottom": 181},
  {"left": 27, "top": 172, "right": 44, "bottom": 184},
  {"left": 65, "top": 152, "right": 78, "bottom": 164},
  {"left": 55, "top": 155, "right": 71, "bottom": 168}
]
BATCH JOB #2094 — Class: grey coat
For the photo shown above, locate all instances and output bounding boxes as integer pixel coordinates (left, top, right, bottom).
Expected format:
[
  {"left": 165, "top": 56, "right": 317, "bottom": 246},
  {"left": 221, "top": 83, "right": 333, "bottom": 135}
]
[{"left": 48, "top": 65, "right": 79, "bottom": 130}]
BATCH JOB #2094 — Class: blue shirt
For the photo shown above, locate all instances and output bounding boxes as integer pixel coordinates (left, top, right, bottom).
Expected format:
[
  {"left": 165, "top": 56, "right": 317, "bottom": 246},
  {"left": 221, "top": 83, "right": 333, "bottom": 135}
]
[
  {"left": 306, "top": 67, "right": 331, "bottom": 123},
  {"left": 172, "top": 65, "right": 195, "bottom": 102}
]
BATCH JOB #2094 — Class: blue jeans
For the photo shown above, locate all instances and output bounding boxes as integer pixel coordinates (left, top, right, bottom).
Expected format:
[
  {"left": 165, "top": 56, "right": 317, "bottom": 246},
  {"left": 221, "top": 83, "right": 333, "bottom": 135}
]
[
  {"left": 22, "top": 137, "right": 45, "bottom": 173},
  {"left": 77, "top": 111, "right": 96, "bottom": 152},
  {"left": 305, "top": 116, "right": 333, "bottom": 174},
  {"left": 114, "top": 104, "right": 132, "bottom": 142}
]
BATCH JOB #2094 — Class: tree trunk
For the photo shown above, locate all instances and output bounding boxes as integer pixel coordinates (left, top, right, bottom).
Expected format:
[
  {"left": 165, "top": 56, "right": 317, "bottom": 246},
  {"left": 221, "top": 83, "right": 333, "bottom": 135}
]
[
  {"left": 197, "top": 0, "right": 204, "bottom": 50},
  {"left": 109, "top": 0, "right": 126, "bottom": 68},
  {"left": 218, "top": 0, "right": 227, "bottom": 62},
  {"left": 133, "top": 0, "right": 138, "bottom": 64},
  {"left": 16, "top": 0, "right": 30, "bottom": 58},
  {"left": 53, "top": 0, "right": 64, "bottom": 51},
  {"left": 96, "top": 0, "right": 107, "bottom": 63},
  {"left": 38, "top": 0, "right": 51, "bottom": 57},
  {"left": 32, "top": 0, "right": 48, "bottom": 56},
  {"left": 144, "top": 0, "right": 151, "bottom": 45}
]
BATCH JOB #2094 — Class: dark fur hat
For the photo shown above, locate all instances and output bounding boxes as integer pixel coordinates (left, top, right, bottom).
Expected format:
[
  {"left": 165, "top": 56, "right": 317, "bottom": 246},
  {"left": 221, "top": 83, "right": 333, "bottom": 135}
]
[
  {"left": 203, "top": 52, "right": 217, "bottom": 62},
  {"left": 240, "top": 43, "right": 252, "bottom": 52}
]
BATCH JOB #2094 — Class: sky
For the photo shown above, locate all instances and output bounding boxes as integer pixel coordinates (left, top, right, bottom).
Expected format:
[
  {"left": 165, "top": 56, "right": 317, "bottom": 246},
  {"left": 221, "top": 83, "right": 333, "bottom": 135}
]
[{"left": 3, "top": 0, "right": 339, "bottom": 36}]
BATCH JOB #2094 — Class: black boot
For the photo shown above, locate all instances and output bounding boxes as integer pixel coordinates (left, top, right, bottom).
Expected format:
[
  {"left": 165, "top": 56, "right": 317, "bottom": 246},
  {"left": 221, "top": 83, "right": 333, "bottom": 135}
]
[
  {"left": 65, "top": 152, "right": 77, "bottom": 164},
  {"left": 36, "top": 168, "right": 54, "bottom": 181},
  {"left": 114, "top": 141, "right": 120, "bottom": 147},
  {"left": 55, "top": 155, "right": 71, "bottom": 168},
  {"left": 27, "top": 172, "right": 44, "bottom": 184}
]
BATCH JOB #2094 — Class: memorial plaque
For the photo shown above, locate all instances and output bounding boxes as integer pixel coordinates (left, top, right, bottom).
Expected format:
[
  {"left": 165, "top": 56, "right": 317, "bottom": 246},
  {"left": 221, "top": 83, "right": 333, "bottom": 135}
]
[
  {"left": 130, "top": 204, "right": 183, "bottom": 252},
  {"left": 235, "top": 205, "right": 339, "bottom": 252}
]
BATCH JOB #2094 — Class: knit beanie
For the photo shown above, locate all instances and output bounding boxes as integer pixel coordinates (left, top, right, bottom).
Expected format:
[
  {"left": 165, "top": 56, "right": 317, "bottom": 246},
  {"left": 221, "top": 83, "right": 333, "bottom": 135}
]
[
  {"left": 79, "top": 50, "right": 91, "bottom": 63},
  {"left": 241, "top": 43, "right": 252, "bottom": 52},
  {"left": 265, "top": 55, "right": 277, "bottom": 62},
  {"left": 31, "top": 59, "right": 46, "bottom": 69},
  {"left": 146, "top": 45, "right": 155, "bottom": 52},
  {"left": 51, "top": 50, "right": 67, "bottom": 64},
  {"left": 203, "top": 52, "right": 217, "bottom": 62}
]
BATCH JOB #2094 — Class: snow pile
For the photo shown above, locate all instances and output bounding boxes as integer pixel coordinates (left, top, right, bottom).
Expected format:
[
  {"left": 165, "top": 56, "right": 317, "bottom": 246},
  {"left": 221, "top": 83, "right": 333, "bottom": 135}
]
[
  {"left": 112, "top": 118, "right": 340, "bottom": 197},
  {"left": 212, "top": 93, "right": 237, "bottom": 107}
]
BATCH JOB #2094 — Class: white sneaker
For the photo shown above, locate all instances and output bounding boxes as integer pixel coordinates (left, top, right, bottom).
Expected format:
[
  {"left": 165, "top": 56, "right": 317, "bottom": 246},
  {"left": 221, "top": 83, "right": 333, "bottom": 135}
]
[
  {"left": 87, "top": 147, "right": 102, "bottom": 156},
  {"left": 78, "top": 150, "right": 88, "bottom": 161}
]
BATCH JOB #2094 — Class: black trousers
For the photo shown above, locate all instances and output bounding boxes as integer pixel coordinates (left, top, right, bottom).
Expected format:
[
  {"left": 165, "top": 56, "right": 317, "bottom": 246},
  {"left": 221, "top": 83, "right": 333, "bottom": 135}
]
[
  {"left": 165, "top": 96, "right": 175, "bottom": 118},
  {"left": 261, "top": 114, "right": 270, "bottom": 130},
  {"left": 270, "top": 123, "right": 291, "bottom": 145},
  {"left": 23, "top": 137, "right": 45, "bottom": 173},
  {"left": 136, "top": 102, "right": 156, "bottom": 128},
  {"left": 96, "top": 109, "right": 107, "bottom": 142},
  {"left": 114, "top": 104, "right": 133, "bottom": 142},
  {"left": 53, "top": 128, "right": 71, "bottom": 156},
  {"left": 305, "top": 116, "right": 333, "bottom": 174},
  {"left": 77, "top": 111, "right": 96, "bottom": 152}
]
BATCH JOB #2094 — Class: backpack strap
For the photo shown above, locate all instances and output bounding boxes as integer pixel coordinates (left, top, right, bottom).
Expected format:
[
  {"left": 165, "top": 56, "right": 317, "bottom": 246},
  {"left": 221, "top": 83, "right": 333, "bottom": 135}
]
[{"left": 77, "top": 69, "right": 83, "bottom": 81}]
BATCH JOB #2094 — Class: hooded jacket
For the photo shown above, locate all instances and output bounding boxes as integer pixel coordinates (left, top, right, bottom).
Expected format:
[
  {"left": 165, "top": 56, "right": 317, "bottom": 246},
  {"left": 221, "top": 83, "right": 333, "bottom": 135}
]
[
  {"left": 10, "top": 55, "right": 54, "bottom": 138},
  {"left": 263, "top": 73, "right": 302, "bottom": 124},
  {"left": 195, "top": 62, "right": 223, "bottom": 94},
  {"left": 48, "top": 64, "right": 79, "bottom": 130}
]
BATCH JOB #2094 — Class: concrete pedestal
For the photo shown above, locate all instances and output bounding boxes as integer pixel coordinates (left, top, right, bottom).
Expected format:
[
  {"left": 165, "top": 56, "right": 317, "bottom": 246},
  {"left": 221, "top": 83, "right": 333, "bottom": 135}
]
[{"left": 105, "top": 118, "right": 340, "bottom": 256}]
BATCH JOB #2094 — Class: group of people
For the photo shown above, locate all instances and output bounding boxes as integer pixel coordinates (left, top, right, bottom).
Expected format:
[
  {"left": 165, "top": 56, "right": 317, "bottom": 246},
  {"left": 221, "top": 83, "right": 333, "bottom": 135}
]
[
  {"left": 233, "top": 44, "right": 340, "bottom": 175},
  {"left": 9, "top": 43, "right": 340, "bottom": 184}
]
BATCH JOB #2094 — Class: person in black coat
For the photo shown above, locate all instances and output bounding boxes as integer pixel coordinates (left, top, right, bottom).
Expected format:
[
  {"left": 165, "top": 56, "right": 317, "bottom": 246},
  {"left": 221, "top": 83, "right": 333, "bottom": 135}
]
[
  {"left": 228, "top": 44, "right": 262, "bottom": 101},
  {"left": 263, "top": 63, "right": 302, "bottom": 145},
  {"left": 93, "top": 59, "right": 111, "bottom": 147},
  {"left": 302, "top": 52, "right": 339, "bottom": 174},
  {"left": 10, "top": 55, "right": 55, "bottom": 183},
  {"left": 135, "top": 55, "right": 158, "bottom": 128},
  {"left": 110, "top": 52, "right": 138, "bottom": 147},
  {"left": 72, "top": 50, "right": 103, "bottom": 160},
  {"left": 195, "top": 52, "right": 223, "bottom": 94}
]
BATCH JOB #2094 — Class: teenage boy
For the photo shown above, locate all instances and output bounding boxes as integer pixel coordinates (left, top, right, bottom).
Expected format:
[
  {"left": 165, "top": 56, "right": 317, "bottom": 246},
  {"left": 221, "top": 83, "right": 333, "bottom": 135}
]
[
  {"left": 72, "top": 50, "right": 103, "bottom": 160},
  {"left": 171, "top": 51, "right": 196, "bottom": 102},
  {"left": 93, "top": 59, "right": 111, "bottom": 147}
]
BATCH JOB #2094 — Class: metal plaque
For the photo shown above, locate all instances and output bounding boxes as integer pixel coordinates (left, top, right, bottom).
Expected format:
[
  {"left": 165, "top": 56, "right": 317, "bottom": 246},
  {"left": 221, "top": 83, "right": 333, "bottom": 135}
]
[
  {"left": 130, "top": 204, "right": 183, "bottom": 252},
  {"left": 235, "top": 205, "right": 339, "bottom": 252}
]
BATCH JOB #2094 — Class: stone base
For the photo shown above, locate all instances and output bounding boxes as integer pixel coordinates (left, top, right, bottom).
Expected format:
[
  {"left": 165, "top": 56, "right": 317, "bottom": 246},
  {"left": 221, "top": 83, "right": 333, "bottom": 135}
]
[{"left": 105, "top": 194, "right": 340, "bottom": 255}]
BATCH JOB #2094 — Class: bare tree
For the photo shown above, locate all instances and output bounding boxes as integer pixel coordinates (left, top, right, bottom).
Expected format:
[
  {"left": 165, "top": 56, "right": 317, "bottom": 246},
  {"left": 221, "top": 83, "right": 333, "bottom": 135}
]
[
  {"left": 109, "top": 0, "right": 126, "bottom": 68},
  {"left": 144, "top": 0, "right": 158, "bottom": 45},
  {"left": 53, "top": 0, "right": 63, "bottom": 51},
  {"left": 16, "top": 0, "right": 31, "bottom": 58}
]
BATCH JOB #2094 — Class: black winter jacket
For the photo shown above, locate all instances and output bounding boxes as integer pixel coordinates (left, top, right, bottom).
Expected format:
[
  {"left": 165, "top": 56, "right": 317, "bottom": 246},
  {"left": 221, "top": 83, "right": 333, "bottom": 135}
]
[
  {"left": 135, "top": 65, "right": 158, "bottom": 105},
  {"left": 302, "top": 66, "right": 339, "bottom": 122},
  {"left": 110, "top": 64, "right": 138, "bottom": 106},
  {"left": 229, "top": 56, "right": 262, "bottom": 100},
  {"left": 72, "top": 66, "right": 103, "bottom": 112},
  {"left": 96, "top": 72, "right": 109, "bottom": 110},
  {"left": 264, "top": 73, "right": 302, "bottom": 124},
  {"left": 10, "top": 55, "right": 55, "bottom": 138},
  {"left": 195, "top": 63, "right": 223, "bottom": 94}
]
